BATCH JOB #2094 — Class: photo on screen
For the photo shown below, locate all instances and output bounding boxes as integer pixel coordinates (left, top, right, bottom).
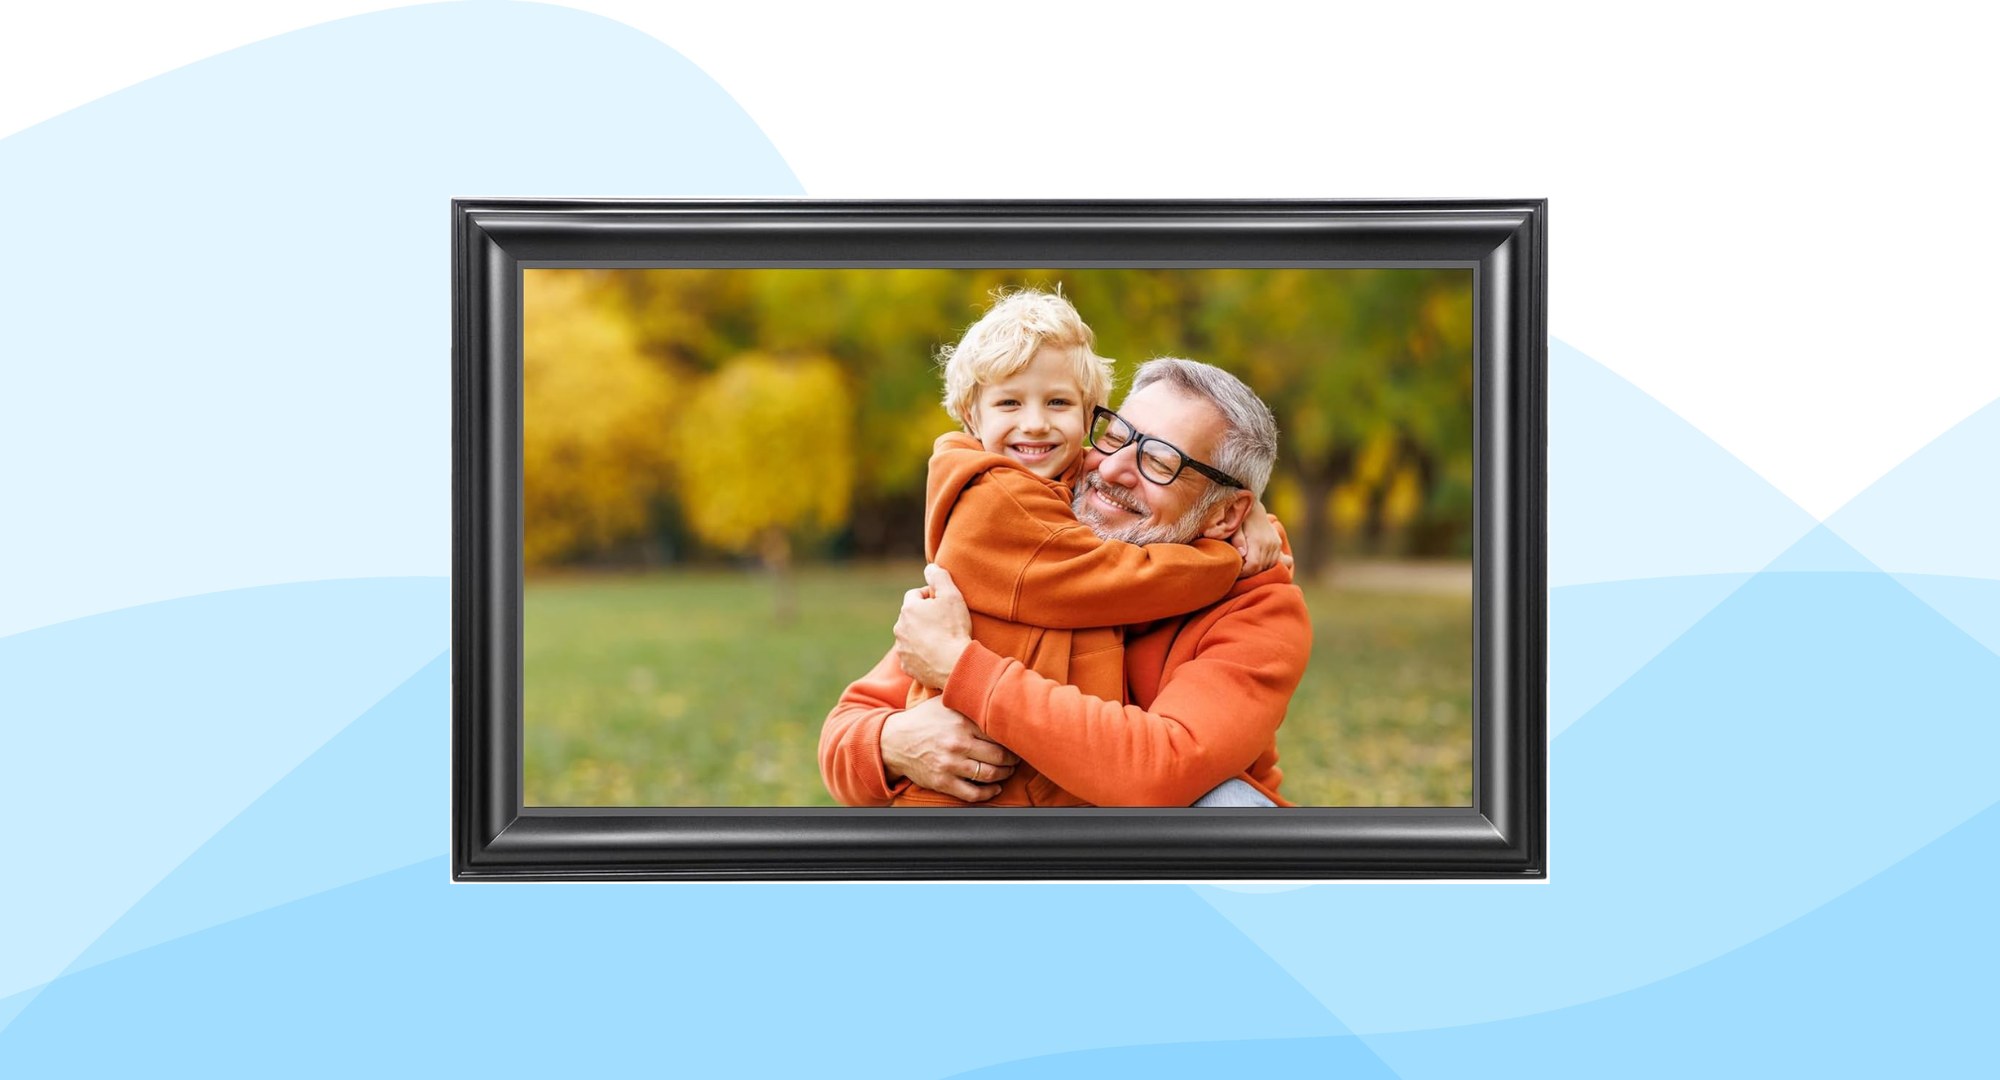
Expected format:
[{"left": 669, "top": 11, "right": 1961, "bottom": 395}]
[{"left": 520, "top": 267, "right": 1473, "bottom": 808}]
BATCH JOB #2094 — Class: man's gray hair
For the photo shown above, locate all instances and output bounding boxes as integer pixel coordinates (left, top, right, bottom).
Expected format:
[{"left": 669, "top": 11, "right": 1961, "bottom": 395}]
[{"left": 1130, "top": 357, "right": 1279, "bottom": 499}]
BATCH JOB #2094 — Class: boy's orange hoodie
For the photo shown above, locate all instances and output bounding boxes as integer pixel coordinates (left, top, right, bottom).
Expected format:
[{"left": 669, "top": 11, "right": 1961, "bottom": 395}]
[{"left": 890, "top": 431, "right": 1243, "bottom": 805}]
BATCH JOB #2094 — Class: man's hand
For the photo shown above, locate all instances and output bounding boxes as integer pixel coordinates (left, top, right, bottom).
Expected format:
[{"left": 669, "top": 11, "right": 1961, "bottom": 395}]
[
  {"left": 895, "top": 564, "right": 974, "bottom": 689},
  {"left": 881, "top": 695, "right": 1019, "bottom": 802},
  {"left": 1229, "top": 503, "right": 1284, "bottom": 578}
]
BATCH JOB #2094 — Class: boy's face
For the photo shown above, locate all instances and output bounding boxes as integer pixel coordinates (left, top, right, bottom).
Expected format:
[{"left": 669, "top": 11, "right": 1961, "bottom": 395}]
[{"left": 970, "top": 344, "right": 1090, "bottom": 481}]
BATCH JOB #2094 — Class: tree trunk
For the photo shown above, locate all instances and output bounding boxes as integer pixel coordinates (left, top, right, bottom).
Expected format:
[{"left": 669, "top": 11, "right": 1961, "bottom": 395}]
[
  {"left": 760, "top": 527, "right": 796, "bottom": 624},
  {"left": 1294, "top": 466, "right": 1336, "bottom": 581},
  {"left": 1399, "top": 434, "right": 1438, "bottom": 511},
  {"left": 1362, "top": 481, "right": 1391, "bottom": 555},
  {"left": 1396, "top": 434, "right": 1444, "bottom": 556},
  {"left": 1291, "top": 446, "right": 1354, "bottom": 583}
]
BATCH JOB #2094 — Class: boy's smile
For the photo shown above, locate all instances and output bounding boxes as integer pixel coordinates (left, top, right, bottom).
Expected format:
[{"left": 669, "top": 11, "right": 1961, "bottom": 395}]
[{"left": 1005, "top": 441, "right": 1061, "bottom": 465}]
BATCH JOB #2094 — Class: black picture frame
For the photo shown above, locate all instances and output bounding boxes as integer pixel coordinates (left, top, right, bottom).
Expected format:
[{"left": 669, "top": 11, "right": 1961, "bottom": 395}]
[{"left": 452, "top": 198, "right": 1546, "bottom": 881}]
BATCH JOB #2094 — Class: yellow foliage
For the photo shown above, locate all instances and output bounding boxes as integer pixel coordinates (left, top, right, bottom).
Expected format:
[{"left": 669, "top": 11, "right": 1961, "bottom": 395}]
[
  {"left": 869, "top": 398, "right": 958, "bottom": 495},
  {"left": 1331, "top": 480, "right": 1368, "bottom": 533},
  {"left": 513, "top": 266, "right": 1473, "bottom": 565},
  {"left": 1354, "top": 429, "right": 1399, "bottom": 487},
  {"left": 1383, "top": 466, "right": 1423, "bottom": 527},
  {"left": 1265, "top": 474, "right": 1301, "bottom": 530},
  {"left": 1287, "top": 401, "right": 1334, "bottom": 463},
  {"left": 673, "top": 354, "right": 855, "bottom": 553},
  {"left": 521, "top": 271, "right": 679, "bottom": 567},
  {"left": 1423, "top": 285, "right": 1476, "bottom": 353}
]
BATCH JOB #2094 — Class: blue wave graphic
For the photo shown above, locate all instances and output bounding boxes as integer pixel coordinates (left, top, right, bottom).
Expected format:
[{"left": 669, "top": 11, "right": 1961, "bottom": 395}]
[
  {"left": 1549, "top": 573, "right": 1750, "bottom": 736},
  {"left": 1549, "top": 340, "right": 1817, "bottom": 586},
  {"left": 0, "top": 0, "right": 801, "bottom": 639},
  {"left": 941, "top": 1035, "right": 1397, "bottom": 1078},
  {"left": 1888, "top": 574, "right": 2000, "bottom": 659},
  {"left": 1545, "top": 340, "right": 1829, "bottom": 732},
  {"left": 0, "top": 866, "right": 1346, "bottom": 1076},
  {"left": 0, "top": 992, "right": 33, "bottom": 1044},
  {"left": 1760, "top": 523, "right": 1884, "bottom": 573},
  {"left": 62, "top": 653, "right": 449, "bottom": 978},
  {"left": 0, "top": 578, "right": 446, "bottom": 1002},
  {"left": 1362, "top": 798, "right": 1999, "bottom": 1078},
  {"left": 1823, "top": 395, "right": 2000, "bottom": 579}
]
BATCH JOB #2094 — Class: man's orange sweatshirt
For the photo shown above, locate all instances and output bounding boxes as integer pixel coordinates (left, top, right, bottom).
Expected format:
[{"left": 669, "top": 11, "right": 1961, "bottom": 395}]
[
  {"left": 819, "top": 548, "right": 1311, "bottom": 807},
  {"left": 885, "top": 432, "right": 1243, "bottom": 804}
]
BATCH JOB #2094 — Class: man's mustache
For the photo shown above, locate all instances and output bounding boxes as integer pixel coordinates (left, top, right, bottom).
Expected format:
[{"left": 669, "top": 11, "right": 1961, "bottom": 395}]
[{"left": 1080, "top": 472, "right": 1148, "bottom": 516}]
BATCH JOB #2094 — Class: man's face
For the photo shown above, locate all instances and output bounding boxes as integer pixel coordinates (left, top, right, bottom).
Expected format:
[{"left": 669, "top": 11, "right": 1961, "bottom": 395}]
[{"left": 1072, "top": 383, "right": 1231, "bottom": 545}]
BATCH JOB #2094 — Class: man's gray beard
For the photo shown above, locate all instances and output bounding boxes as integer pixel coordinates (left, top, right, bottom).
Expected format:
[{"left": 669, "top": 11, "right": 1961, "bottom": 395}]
[{"left": 1073, "top": 472, "right": 1217, "bottom": 546}]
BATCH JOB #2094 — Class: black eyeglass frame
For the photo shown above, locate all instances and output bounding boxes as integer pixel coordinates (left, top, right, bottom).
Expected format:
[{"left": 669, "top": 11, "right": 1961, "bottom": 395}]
[{"left": 1089, "top": 405, "right": 1246, "bottom": 491}]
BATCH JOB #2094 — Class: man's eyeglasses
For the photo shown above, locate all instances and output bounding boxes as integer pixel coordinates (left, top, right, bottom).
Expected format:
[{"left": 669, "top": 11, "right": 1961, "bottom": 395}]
[{"left": 1088, "top": 406, "right": 1245, "bottom": 490}]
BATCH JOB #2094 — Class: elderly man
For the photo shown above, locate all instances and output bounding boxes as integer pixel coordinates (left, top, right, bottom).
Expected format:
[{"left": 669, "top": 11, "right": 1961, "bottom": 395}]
[{"left": 819, "top": 357, "right": 1312, "bottom": 807}]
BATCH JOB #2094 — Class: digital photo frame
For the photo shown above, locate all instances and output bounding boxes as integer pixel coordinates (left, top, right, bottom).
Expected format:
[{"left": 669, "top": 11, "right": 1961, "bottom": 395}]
[{"left": 452, "top": 199, "right": 1546, "bottom": 880}]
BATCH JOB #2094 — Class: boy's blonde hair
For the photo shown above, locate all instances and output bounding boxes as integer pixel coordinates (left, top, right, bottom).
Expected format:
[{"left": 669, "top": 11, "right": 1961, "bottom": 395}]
[{"left": 937, "top": 287, "right": 1114, "bottom": 427}]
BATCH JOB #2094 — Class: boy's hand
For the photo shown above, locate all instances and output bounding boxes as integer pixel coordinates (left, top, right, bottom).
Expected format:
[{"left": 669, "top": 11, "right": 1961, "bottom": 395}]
[
  {"left": 895, "top": 564, "right": 974, "bottom": 689},
  {"left": 1229, "top": 501, "right": 1283, "bottom": 578}
]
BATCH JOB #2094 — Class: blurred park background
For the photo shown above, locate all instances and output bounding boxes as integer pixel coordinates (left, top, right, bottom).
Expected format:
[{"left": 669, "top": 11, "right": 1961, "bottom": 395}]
[{"left": 522, "top": 268, "right": 1475, "bottom": 807}]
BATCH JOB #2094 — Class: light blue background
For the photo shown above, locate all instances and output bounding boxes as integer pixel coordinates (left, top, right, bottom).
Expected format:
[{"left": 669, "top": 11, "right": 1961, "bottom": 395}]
[{"left": 2, "top": 4, "right": 1993, "bottom": 1075}]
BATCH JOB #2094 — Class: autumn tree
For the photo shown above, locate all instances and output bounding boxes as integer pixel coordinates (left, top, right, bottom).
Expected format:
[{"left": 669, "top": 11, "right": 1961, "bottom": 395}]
[
  {"left": 1193, "top": 268, "right": 1474, "bottom": 575},
  {"left": 673, "top": 353, "right": 854, "bottom": 620},
  {"left": 522, "top": 267, "right": 1475, "bottom": 573},
  {"left": 521, "top": 270, "right": 679, "bottom": 567}
]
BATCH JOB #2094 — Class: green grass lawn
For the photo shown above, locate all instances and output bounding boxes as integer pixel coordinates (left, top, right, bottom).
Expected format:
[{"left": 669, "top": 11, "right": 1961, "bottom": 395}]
[{"left": 524, "top": 563, "right": 1471, "bottom": 807}]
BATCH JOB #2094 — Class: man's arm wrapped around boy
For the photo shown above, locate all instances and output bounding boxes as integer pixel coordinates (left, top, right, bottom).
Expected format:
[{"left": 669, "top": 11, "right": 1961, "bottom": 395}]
[
  {"left": 818, "top": 651, "right": 916, "bottom": 806},
  {"left": 938, "top": 575, "right": 1311, "bottom": 807}
]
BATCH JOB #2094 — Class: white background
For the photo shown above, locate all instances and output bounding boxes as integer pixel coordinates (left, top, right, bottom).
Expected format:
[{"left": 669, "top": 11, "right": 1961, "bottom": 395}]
[{"left": 5, "top": 0, "right": 1995, "bottom": 519}]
